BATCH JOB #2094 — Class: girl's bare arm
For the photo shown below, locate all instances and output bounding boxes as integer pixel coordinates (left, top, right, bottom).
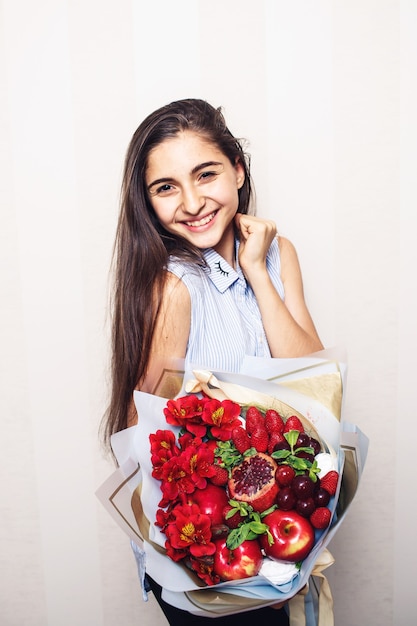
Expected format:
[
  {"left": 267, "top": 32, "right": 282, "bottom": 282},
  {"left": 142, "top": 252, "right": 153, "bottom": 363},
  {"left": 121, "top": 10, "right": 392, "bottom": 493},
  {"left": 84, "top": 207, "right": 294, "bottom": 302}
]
[
  {"left": 128, "top": 273, "right": 191, "bottom": 426},
  {"left": 236, "top": 214, "right": 323, "bottom": 357}
]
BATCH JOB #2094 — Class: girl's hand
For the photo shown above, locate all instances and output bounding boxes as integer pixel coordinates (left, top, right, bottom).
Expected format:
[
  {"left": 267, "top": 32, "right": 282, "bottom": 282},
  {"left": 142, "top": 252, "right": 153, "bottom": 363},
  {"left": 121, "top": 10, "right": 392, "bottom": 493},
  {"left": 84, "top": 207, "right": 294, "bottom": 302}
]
[{"left": 234, "top": 214, "right": 277, "bottom": 278}]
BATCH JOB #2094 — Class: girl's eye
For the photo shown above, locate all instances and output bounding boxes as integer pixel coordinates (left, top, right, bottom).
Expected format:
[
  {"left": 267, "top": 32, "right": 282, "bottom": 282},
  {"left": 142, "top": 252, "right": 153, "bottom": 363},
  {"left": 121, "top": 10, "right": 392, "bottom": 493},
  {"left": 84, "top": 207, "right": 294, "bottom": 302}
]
[
  {"left": 199, "top": 171, "right": 216, "bottom": 181},
  {"left": 156, "top": 183, "right": 173, "bottom": 194}
]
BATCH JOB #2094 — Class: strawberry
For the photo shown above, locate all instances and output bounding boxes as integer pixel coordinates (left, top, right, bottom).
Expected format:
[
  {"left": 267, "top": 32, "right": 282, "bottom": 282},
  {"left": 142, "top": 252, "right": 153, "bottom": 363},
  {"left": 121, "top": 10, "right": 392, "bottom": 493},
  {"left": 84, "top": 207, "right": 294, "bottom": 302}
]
[
  {"left": 209, "top": 465, "right": 229, "bottom": 486},
  {"left": 231, "top": 426, "right": 251, "bottom": 454},
  {"left": 250, "top": 427, "right": 269, "bottom": 453},
  {"left": 310, "top": 506, "right": 332, "bottom": 529},
  {"left": 245, "top": 406, "right": 264, "bottom": 433},
  {"left": 268, "top": 431, "right": 287, "bottom": 454},
  {"left": 320, "top": 470, "right": 339, "bottom": 496},
  {"left": 222, "top": 504, "right": 245, "bottom": 529},
  {"left": 265, "top": 409, "right": 285, "bottom": 435},
  {"left": 283, "top": 415, "right": 304, "bottom": 434}
]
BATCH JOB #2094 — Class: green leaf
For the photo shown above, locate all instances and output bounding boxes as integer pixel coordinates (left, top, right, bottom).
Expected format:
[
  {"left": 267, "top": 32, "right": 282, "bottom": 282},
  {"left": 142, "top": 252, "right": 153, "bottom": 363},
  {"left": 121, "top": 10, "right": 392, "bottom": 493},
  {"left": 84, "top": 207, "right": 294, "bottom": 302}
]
[
  {"left": 226, "top": 524, "right": 250, "bottom": 549},
  {"left": 214, "top": 440, "right": 244, "bottom": 470},
  {"left": 294, "top": 446, "right": 314, "bottom": 455},
  {"left": 248, "top": 521, "right": 269, "bottom": 535},
  {"left": 290, "top": 456, "right": 311, "bottom": 470},
  {"left": 260, "top": 504, "right": 277, "bottom": 517},
  {"left": 308, "top": 459, "right": 321, "bottom": 482},
  {"left": 284, "top": 430, "right": 300, "bottom": 449},
  {"left": 271, "top": 449, "right": 291, "bottom": 461},
  {"left": 243, "top": 447, "right": 258, "bottom": 458}
]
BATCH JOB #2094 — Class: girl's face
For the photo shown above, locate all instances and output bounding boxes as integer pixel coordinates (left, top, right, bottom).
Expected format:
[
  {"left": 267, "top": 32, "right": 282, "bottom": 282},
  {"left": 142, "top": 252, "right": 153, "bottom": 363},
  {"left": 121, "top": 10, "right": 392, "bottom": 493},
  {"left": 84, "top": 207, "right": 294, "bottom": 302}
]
[{"left": 145, "top": 131, "right": 245, "bottom": 258}]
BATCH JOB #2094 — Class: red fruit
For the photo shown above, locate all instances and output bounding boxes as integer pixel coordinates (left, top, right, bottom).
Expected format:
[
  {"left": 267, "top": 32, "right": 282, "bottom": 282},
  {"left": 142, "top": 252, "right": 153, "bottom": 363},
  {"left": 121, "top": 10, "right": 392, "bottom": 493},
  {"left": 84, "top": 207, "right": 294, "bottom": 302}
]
[
  {"left": 291, "top": 475, "right": 315, "bottom": 499},
  {"left": 284, "top": 416, "right": 304, "bottom": 434},
  {"left": 309, "top": 437, "right": 322, "bottom": 456},
  {"left": 210, "top": 465, "right": 229, "bottom": 486},
  {"left": 310, "top": 506, "right": 332, "bottom": 529},
  {"left": 232, "top": 426, "right": 251, "bottom": 454},
  {"left": 314, "top": 487, "right": 331, "bottom": 508},
  {"left": 295, "top": 497, "right": 316, "bottom": 518},
  {"left": 245, "top": 406, "right": 264, "bottom": 433},
  {"left": 259, "top": 509, "right": 315, "bottom": 562},
  {"left": 190, "top": 484, "right": 229, "bottom": 526},
  {"left": 213, "top": 537, "right": 263, "bottom": 581},
  {"left": 270, "top": 432, "right": 290, "bottom": 453},
  {"left": 223, "top": 504, "right": 245, "bottom": 529},
  {"left": 265, "top": 409, "right": 285, "bottom": 434},
  {"left": 228, "top": 453, "right": 279, "bottom": 513},
  {"left": 295, "top": 432, "right": 311, "bottom": 448},
  {"left": 276, "top": 464, "right": 296, "bottom": 487},
  {"left": 276, "top": 487, "right": 297, "bottom": 511},
  {"left": 320, "top": 470, "right": 339, "bottom": 496},
  {"left": 250, "top": 426, "right": 269, "bottom": 453}
]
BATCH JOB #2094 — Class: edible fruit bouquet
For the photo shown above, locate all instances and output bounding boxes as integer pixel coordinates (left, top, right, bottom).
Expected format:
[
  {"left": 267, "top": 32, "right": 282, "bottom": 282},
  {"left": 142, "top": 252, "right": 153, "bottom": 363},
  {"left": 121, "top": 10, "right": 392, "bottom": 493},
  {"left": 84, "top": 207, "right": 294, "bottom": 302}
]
[
  {"left": 150, "top": 393, "right": 339, "bottom": 587},
  {"left": 96, "top": 356, "right": 368, "bottom": 618}
]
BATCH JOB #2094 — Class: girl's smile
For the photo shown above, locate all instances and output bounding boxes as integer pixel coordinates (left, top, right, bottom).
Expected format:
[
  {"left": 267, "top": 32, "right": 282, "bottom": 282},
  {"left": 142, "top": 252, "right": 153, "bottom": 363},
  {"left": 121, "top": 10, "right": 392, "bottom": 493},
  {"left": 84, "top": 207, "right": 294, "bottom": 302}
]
[
  {"left": 183, "top": 209, "right": 218, "bottom": 229},
  {"left": 146, "top": 131, "right": 244, "bottom": 261}
]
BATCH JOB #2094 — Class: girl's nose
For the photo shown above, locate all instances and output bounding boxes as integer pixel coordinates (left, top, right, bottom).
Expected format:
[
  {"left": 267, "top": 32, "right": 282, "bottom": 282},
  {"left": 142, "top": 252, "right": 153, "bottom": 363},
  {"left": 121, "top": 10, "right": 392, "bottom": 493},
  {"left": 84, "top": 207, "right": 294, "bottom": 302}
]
[{"left": 181, "top": 186, "right": 205, "bottom": 215}]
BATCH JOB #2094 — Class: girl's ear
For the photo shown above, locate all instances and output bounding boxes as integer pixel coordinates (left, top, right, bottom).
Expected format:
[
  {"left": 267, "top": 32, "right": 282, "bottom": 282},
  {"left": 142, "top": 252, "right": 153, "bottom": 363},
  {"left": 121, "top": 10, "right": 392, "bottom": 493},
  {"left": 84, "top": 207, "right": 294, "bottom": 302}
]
[{"left": 234, "top": 158, "right": 245, "bottom": 189}]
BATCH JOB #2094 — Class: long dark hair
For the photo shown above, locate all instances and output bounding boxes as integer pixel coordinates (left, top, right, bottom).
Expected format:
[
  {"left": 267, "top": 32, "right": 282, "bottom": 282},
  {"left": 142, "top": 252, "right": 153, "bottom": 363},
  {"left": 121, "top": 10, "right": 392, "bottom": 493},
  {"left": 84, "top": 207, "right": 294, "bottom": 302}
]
[{"left": 101, "top": 98, "right": 253, "bottom": 452}]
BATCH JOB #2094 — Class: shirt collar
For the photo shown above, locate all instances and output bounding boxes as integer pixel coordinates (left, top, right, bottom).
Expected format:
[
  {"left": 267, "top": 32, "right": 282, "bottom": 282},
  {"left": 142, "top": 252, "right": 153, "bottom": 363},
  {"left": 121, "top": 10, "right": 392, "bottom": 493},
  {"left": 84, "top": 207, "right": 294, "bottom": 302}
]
[{"left": 203, "top": 246, "right": 244, "bottom": 293}]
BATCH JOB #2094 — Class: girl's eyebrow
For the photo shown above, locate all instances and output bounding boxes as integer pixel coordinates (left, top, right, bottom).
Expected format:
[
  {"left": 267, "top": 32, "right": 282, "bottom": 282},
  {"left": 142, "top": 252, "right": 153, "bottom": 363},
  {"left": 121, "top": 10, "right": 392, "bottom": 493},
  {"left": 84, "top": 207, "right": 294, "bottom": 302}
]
[
  {"left": 147, "top": 161, "right": 223, "bottom": 191},
  {"left": 191, "top": 160, "right": 223, "bottom": 174}
]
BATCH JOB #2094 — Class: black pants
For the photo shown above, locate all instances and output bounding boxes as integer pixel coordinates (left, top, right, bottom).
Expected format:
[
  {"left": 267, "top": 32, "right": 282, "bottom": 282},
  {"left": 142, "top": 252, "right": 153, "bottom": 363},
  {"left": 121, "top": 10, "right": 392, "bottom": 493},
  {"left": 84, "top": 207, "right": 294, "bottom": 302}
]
[{"left": 146, "top": 575, "right": 290, "bottom": 626}]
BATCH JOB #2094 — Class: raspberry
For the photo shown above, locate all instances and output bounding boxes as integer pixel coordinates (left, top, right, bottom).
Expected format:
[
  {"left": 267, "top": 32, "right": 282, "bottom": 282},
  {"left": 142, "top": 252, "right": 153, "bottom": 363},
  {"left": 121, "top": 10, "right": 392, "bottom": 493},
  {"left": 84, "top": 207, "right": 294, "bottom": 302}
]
[
  {"left": 310, "top": 506, "right": 332, "bottom": 529},
  {"left": 320, "top": 470, "right": 339, "bottom": 496}
]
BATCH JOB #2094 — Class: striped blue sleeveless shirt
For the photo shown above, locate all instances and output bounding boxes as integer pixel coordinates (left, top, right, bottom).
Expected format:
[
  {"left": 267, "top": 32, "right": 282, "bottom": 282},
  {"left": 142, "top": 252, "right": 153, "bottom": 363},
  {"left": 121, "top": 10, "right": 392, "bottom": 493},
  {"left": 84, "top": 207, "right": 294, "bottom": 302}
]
[{"left": 167, "top": 237, "right": 285, "bottom": 372}]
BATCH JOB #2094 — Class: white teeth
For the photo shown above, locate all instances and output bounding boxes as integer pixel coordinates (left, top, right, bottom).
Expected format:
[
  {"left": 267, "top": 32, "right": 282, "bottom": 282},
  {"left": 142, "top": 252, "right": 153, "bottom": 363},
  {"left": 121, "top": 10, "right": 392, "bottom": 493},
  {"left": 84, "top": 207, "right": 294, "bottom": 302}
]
[{"left": 185, "top": 212, "right": 215, "bottom": 227}]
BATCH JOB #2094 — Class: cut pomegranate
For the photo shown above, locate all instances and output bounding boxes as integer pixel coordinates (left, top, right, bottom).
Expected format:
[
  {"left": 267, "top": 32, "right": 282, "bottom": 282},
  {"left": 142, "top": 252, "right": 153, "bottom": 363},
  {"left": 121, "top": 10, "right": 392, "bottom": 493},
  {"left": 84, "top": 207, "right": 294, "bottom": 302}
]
[{"left": 228, "top": 453, "right": 279, "bottom": 513}]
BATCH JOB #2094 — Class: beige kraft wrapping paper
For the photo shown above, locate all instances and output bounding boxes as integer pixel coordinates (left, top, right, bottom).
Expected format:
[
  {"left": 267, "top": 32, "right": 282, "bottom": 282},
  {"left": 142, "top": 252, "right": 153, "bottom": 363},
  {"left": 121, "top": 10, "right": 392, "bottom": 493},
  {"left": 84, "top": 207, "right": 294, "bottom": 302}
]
[{"left": 96, "top": 352, "right": 368, "bottom": 625}]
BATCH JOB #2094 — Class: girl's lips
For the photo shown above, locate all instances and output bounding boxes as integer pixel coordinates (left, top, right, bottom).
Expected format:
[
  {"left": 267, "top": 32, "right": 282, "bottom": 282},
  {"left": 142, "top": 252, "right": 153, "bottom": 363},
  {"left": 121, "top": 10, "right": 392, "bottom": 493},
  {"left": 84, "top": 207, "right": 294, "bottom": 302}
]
[{"left": 183, "top": 210, "right": 218, "bottom": 229}]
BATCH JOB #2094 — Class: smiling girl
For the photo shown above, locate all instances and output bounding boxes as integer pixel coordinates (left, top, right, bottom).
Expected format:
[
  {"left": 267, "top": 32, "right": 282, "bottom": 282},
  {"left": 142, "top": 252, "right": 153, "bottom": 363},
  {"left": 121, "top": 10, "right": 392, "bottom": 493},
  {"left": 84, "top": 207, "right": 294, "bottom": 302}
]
[{"left": 102, "top": 98, "right": 323, "bottom": 625}]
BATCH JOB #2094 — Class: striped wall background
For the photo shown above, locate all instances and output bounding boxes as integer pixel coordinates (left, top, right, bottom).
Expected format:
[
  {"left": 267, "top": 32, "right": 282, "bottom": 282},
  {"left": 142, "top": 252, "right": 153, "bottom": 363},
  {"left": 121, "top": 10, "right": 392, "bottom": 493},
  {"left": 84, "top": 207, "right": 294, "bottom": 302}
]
[{"left": 1, "top": 1, "right": 415, "bottom": 624}]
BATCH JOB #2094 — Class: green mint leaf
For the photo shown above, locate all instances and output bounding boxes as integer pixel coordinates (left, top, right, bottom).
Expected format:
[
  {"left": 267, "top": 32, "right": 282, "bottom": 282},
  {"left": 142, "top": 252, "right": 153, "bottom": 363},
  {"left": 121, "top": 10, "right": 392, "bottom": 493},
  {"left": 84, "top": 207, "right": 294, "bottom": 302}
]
[
  {"left": 284, "top": 430, "right": 300, "bottom": 449},
  {"left": 294, "top": 446, "right": 314, "bottom": 455},
  {"left": 243, "top": 447, "right": 257, "bottom": 458},
  {"left": 226, "top": 523, "right": 251, "bottom": 549},
  {"left": 248, "top": 521, "right": 269, "bottom": 535},
  {"left": 260, "top": 504, "right": 277, "bottom": 517},
  {"left": 271, "top": 450, "right": 291, "bottom": 461}
]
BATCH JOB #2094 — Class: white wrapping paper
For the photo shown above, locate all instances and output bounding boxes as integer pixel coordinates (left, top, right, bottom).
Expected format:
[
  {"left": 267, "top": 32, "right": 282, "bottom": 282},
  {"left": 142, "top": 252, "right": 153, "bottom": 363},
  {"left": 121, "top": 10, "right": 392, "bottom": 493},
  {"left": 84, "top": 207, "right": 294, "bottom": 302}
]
[{"left": 96, "top": 353, "right": 368, "bottom": 618}]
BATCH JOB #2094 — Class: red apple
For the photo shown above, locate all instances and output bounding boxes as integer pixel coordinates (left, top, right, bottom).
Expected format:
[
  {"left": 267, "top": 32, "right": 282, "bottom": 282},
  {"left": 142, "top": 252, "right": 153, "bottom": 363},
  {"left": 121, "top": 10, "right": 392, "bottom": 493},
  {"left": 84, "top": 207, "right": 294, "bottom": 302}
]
[
  {"left": 190, "top": 484, "right": 229, "bottom": 527},
  {"left": 213, "top": 538, "right": 263, "bottom": 581},
  {"left": 260, "top": 509, "right": 315, "bottom": 562}
]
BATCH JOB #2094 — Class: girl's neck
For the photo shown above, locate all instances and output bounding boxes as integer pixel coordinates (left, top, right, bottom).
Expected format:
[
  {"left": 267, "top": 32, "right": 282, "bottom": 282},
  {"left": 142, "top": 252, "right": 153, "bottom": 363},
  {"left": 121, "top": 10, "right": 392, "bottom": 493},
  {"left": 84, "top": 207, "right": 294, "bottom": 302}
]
[{"left": 212, "top": 222, "right": 236, "bottom": 268}]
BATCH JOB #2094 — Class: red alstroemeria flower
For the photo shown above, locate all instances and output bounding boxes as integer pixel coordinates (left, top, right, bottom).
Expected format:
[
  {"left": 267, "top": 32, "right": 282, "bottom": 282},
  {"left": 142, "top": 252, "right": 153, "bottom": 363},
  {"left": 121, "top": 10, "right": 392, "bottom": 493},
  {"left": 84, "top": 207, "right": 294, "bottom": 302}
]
[
  {"left": 201, "top": 399, "right": 242, "bottom": 441},
  {"left": 155, "top": 504, "right": 178, "bottom": 530},
  {"left": 164, "top": 540, "right": 189, "bottom": 562},
  {"left": 164, "top": 395, "right": 208, "bottom": 438},
  {"left": 178, "top": 432, "right": 204, "bottom": 450},
  {"left": 189, "top": 556, "right": 221, "bottom": 587},
  {"left": 150, "top": 429, "right": 179, "bottom": 479},
  {"left": 180, "top": 444, "right": 216, "bottom": 489},
  {"left": 171, "top": 502, "right": 201, "bottom": 518},
  {"left": 165, "top": 510, "right": 216, "bottom": 558},
  {"left": 159, "top": 457, "right": 195, "bottom": 506}
]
